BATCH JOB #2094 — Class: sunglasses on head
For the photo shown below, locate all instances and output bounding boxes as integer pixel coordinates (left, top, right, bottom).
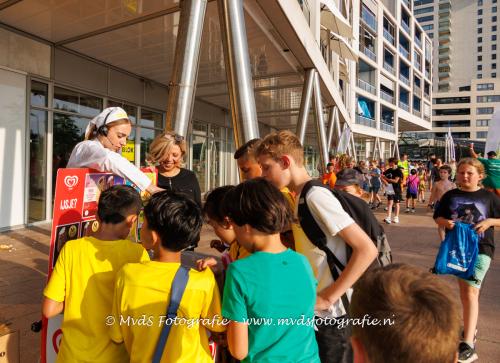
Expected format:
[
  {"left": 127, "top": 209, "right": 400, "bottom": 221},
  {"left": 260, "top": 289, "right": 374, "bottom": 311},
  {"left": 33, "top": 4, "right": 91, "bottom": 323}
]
[{"left": 165, "top": 133, "right": 184, "bottom": 142}]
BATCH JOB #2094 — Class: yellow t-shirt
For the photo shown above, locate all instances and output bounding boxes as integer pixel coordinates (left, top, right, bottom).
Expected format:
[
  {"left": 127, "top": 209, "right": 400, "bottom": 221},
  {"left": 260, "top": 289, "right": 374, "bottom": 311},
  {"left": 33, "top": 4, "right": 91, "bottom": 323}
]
[
  {"left": 43, "top": 237, "right": 149, "bottom": 363},
  {"left": 110, "top": 261, "right": 226, "bottom": 363}
]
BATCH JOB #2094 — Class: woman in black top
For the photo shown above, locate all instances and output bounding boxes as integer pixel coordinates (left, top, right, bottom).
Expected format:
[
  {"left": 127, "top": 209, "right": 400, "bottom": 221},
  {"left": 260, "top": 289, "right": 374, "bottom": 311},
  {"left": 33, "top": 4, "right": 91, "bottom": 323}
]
[{"left": 147, "top": 132, "right": 202, "bottom": 208}]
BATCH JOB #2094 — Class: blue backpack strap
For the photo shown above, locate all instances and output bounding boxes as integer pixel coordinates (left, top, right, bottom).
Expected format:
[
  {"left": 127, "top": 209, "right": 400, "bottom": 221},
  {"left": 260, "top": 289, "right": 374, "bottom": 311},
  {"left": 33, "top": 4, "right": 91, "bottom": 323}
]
[{"left": 152, "top": 265, "right": 190, "bottom": 363}]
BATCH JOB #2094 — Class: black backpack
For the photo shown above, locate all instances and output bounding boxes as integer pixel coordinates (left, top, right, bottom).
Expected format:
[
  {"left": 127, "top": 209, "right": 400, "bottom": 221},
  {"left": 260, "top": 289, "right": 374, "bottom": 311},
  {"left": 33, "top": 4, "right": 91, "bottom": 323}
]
[{"left": 298, "top": 180, "right": 393, "bottom": 308}]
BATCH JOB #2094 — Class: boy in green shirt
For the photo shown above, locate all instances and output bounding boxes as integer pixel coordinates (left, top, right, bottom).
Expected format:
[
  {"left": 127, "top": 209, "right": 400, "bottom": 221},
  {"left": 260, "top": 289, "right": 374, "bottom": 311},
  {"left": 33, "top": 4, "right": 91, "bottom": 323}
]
[{"left": 221, "top": 178, "right": 319, "bottom": 362}]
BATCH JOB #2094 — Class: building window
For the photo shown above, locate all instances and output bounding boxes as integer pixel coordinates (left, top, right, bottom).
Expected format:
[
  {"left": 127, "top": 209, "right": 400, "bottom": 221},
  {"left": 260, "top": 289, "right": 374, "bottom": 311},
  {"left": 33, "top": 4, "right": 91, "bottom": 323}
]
[
  {"left": 477, "top": 83, "right": 494, "bottom": 90},
  {"left": 493, "top": 25, "right": 498, "bottom": 32},
  {"left": 493, "top": 72, "right": 497, "bottom": 77},
  {"left": 478, "top": 9, "right": 483, "bottom": 15},
  {"left": 493, "top": 44, "right": 498, "bottom": 51},
  {"left": 478, "top": 18, "right": 483, "bottom": 25},
  {"left": 477, "top": 131, "right": 488, "bottom": 138},
  {"left": 478, "top": 55, "right": 483, "bottom": 61},
  {"left": 493, "top": 6, "right": 498, "bottom": 12},
  {"left": 493, "top": 63, "right": 497, "bottom": 69},
  {"left": 416, "top": 15, "right": 434, "bottom": 22},
  {"left": 478, "top": 65, "right": 483, "bottom": 71},
  {"left": 493, "top": 35, "right": 498, "bottom": 41},
  {"left": 477, "top": 95, "right": 500, "bottom": 102},
  {"left": 477, "top": 107, "right": 495, "bottom": 114},
  {"left": 478, "top": 37, "right": 483, "bottom": 43},
  {"left": 422, "top": 24, "right": 434, "bottom": 31},
  {"left": 493, "top": 54, "right": 497, "bottom": 60},
  {"left": 478, "top": 74, "right": 483, "bottom": 78},
  {"left": 414, "top": 6, "right": 434, "bottom": 15},
  {"left": 476, "top": 120, "right": 489, "bottom": 127},
  {"left": 478, "top": 0, "right": 483, "bottom": 5},
  {"left": 493, "top": 16, "right": 498, "bottom": 22},
  {"left": 479, "top": 46, "right": 483, "bottom": 52},
  {"left": 478, "top": 28, "right": 483, "bottom": 34}
]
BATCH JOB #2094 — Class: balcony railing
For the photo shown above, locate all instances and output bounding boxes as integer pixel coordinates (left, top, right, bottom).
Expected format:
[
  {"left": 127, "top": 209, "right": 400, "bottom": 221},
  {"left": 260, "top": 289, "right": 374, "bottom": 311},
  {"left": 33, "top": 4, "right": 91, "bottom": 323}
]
[
  {"left": 424, "top": 92, "right": 431, "bottom": 100},
  {"left": 380, "top": 122, "right": 395, "bottom": 133},
  {"left": 415, "top": 37, "right": 422, "bottom": 49},
  {"left": 401, "top": 20, "right": 410, "bottom": 34},
  {"left": 399, "top": 45, "right": 410, "bottom": 59},
  {"left": 380, "top": 90, "right": 395, "bottom": 104},
  {"left": 383, "top": 29, "right": 395, "bottom": 46},
  {"left": 360, "top": 46, "right": 377, "bottom": 62},
  {"left": 357, "top": 79, "right": 376, "bottom": 95},
  {"left": 399, "top": 101, "right": 410, "bottom": 112},
  {"left": 414, "top": 85, "right": 422, "bottom": 95},
  {"left": 361, "top": 7, "right": 378, "bottom": 33},
  {"left": 413, "top": 109, "right": 422, "bottom": 117},
  {"left": 415, "top": 62, "right": 422, "bottom": 71},
  {"left": 424, "top": 114, "right": 431, "bottom": 122},
  {"left": 383, "top": 62, "right": 396, "bottom": 75},
  {"left": 425, "top": 70, "right": 430, "bottom": 79},
  {"left": 356, "top": 114, "right": 376, "bottom": 128},
  {"left": 399, "top": 73, "right": 410, "bottom": 86}
]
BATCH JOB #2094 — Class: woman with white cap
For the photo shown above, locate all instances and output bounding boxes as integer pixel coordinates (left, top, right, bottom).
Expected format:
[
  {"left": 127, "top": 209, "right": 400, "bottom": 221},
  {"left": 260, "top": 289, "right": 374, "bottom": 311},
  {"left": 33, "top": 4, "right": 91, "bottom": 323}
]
[{"left": 67, "top": 107, "right": 162, "bottom": 194}]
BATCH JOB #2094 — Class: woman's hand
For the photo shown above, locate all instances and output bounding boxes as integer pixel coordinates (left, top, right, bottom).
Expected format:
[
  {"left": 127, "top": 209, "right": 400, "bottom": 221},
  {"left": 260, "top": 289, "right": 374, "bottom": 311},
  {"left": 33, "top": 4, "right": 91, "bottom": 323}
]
[{"left": 315, "top": 292, "right": 333, "bottom": 311}]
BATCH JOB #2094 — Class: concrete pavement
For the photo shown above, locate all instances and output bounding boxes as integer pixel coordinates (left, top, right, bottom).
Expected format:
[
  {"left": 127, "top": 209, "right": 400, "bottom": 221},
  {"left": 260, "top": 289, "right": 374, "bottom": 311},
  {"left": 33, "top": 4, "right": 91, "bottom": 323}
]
[{"left": 0, "top": 204, "right": 498, "bottom": 362}]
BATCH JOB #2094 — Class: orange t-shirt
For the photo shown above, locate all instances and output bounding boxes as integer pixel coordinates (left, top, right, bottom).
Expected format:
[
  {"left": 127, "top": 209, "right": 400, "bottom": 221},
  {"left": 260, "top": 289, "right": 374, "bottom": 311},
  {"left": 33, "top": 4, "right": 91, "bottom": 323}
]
[{"left": 322, "top": 172, "right": 337, "bottom": 189}]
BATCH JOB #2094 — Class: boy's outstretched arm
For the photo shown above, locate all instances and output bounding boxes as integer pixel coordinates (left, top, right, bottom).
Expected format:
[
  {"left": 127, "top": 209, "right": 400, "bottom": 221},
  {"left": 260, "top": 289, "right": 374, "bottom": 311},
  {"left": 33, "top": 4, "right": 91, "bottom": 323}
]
[
  {"left": 434, "top": 217, "right": 455, "bottom": 230},
  {"left": 475, "top": 218, "right": 500, "bottom": 233},
  {"left": 316, "top": 223, "right": 377, "bottom": 310},
  {"left": 227, "top": 321, "right": 248, "bottom": 360},
  {"left": 42, "top": 297, "right": 64, "bottom": 318}
]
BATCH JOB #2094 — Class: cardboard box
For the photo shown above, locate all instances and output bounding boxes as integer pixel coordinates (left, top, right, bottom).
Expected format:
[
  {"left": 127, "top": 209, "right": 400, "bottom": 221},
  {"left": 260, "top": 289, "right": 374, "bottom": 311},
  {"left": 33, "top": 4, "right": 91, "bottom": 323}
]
[{"left": 0, "top": 328, "right": 19, "bottom": 363}]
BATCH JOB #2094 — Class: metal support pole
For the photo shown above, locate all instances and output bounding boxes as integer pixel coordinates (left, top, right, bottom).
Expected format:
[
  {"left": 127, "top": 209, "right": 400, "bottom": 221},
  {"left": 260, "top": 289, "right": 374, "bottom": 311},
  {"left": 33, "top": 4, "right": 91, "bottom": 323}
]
[
  {"left": 166, "top": 0, "right": 208, "bottom": 136},
  {"left": 312, "top": 72, "right": 329, "bottom": 172},
  {"left": 326, "top": 106, "right": 336, "bottom": 155},
  {"left": 350, "top": 133, "right": 357, "bottom": 162},
  {"left": 296, "top": 68, "right": 315, "bottom": 144},
  {"left": 218, "top": 0, "right": 259, "bottom": 147}
]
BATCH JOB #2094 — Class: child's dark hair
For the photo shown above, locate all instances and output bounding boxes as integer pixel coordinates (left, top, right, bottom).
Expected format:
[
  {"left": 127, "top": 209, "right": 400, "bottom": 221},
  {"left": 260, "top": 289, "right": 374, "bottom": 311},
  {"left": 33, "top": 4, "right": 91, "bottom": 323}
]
[
  {"left": 97, "top": 185, "right": 142, "bottom": 224},
  {"left": 143, "top": 191, "right": 203, "bottom": 251},
  {"left": 439, "top": 165, "right": 452, "bottom": 174},
  {"left": 234, "top": 138, "right": 261, "bottom": 160},
  {"left": 388, "top": 157, "right": 397, "bottom": 164},
  {"left": 410, "top": 168, "right": 417, "bottom": 175},
  {"left": 203, "top": 185, "right": 235, "bottom": 223},
  {"left": 222, "top": 178, "right": 292, "bottom": 234}
]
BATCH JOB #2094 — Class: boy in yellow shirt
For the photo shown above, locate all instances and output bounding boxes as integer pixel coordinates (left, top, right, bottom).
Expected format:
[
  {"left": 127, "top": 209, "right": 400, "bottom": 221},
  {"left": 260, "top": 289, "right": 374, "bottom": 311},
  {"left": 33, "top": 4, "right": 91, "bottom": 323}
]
[
  {"left": 110, "top": 191, "right": 225, "bottom": 363},
  {"left": 42, "top": 185, "right": 149, "bottom": 362}
]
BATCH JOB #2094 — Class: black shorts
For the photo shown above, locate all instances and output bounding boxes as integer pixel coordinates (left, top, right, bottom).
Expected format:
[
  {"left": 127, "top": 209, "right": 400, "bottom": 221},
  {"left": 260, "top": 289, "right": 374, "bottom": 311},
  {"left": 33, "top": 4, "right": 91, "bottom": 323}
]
[
  {"left": 387, "top": 193, "right": 402, "bottom": 203},
  {"left": 369, "top": 185, "right": 380, "bottom": 193},
  {"left": 406, "top": 191, "right": 417, "bottom": 199}
]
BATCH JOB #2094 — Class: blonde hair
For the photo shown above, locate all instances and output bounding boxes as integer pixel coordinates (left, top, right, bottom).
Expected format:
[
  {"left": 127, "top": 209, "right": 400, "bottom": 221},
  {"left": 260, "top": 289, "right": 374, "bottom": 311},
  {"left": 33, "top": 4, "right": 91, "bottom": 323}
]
[
  {"left": 147, "top": 131, "right": 187, "bottom": 166},
  {"left": 85, "top": 119, "right": 130, "bottom": 140},
  {"left": 457, "top": 158, "right": 485, "bottom": 176},
  {"left": 255, "top": 130, "right": 304, "bottom": 166}
]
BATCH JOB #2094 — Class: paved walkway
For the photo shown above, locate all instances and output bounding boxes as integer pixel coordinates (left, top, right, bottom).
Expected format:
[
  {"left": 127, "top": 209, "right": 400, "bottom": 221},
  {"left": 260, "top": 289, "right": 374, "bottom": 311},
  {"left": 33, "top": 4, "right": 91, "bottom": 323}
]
[{"left": 0, "top": 205, "right": 498, "bottom": 362}]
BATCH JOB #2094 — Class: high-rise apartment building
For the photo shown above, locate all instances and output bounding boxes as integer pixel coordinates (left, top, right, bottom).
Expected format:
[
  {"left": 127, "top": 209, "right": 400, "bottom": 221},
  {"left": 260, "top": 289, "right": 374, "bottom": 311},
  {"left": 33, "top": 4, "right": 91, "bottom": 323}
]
[
  {"left": 415, "top": 0, "right": 500, "bottom": 141},
  {"left": 352, "top": 0, "right": 433, "bottom": 159}
]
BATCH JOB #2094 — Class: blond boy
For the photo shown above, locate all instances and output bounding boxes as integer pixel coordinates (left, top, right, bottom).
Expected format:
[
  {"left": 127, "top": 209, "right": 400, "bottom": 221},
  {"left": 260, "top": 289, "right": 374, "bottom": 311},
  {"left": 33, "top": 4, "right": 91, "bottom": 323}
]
[{"left": 255, "top": 130, "right": 377, "bottom": 363}]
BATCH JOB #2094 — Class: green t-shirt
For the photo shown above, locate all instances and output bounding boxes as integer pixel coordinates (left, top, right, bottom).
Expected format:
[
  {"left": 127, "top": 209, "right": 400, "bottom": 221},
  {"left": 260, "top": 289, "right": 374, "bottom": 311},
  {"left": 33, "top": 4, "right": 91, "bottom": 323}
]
[
  {"left": 479, "top": 157, "right": 500, "bottom": 189},
  {"left": 222, "top": 249, "right": 320, "bottom": 363}
]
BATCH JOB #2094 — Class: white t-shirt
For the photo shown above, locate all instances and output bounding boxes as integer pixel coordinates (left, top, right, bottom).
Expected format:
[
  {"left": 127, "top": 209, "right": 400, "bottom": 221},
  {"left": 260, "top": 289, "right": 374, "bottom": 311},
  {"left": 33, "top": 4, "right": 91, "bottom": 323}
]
[
  {"left": 295, "top": 185, "right": 354, "bottom": 318},
  {"left": 67, "top": 140, "right": 152, "bottom": 191}
]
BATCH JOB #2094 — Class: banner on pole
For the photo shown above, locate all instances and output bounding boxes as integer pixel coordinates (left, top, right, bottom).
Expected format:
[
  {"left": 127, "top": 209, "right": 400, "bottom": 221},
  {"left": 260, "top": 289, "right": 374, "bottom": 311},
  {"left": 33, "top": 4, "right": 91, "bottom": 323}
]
[{"left": 337, "top": 124, "right": 351, "bottom": 154}]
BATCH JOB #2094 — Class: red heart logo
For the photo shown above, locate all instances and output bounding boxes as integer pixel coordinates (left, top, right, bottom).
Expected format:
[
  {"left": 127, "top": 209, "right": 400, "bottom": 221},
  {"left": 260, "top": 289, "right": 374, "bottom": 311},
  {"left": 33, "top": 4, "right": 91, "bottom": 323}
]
[{"left": 64, "top": 176, "right": 79, "bottom": 189}]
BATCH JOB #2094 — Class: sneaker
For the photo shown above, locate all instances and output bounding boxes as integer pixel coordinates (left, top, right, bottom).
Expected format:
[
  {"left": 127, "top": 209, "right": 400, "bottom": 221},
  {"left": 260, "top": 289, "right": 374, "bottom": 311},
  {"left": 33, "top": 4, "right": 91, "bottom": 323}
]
[
  {"left": 458, "top": 342, "right": 478, "bottom": 363},
  {"left": 384, "top": 207, "right": 388, "bottom": 211},
  {"left": 405, "top": 208, "right": 410, "bottom": 213},
  {"left": 383, "top": 217, "right": 392, "bottom": 224},
  {"left": 392, "top": 217, "right": 400, "bottom": 223},
  {"left": 411, "top": 208, "right": 416, "bottom": 213}
]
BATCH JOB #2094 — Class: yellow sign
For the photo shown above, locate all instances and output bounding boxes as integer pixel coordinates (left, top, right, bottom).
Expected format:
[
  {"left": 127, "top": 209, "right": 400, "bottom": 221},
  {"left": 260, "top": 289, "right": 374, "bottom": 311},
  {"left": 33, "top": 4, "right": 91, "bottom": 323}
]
[{"left": 122, "top": 140, "right": 135, "bottom": 162}]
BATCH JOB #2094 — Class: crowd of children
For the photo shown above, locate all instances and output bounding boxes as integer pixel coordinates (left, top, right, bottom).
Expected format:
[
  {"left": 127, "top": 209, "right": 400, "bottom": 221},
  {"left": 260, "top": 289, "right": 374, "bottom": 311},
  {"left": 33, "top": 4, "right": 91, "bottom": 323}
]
[{"left": 42, "top": 131, "right": 499, "bottom": 363}]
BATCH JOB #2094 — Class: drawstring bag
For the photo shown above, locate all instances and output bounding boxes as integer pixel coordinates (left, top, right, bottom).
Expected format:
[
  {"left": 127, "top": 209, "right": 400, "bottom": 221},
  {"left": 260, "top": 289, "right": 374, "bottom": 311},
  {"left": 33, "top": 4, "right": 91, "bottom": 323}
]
[{"left": 432, "top": 222, "right": 479, "bottom": 280}]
